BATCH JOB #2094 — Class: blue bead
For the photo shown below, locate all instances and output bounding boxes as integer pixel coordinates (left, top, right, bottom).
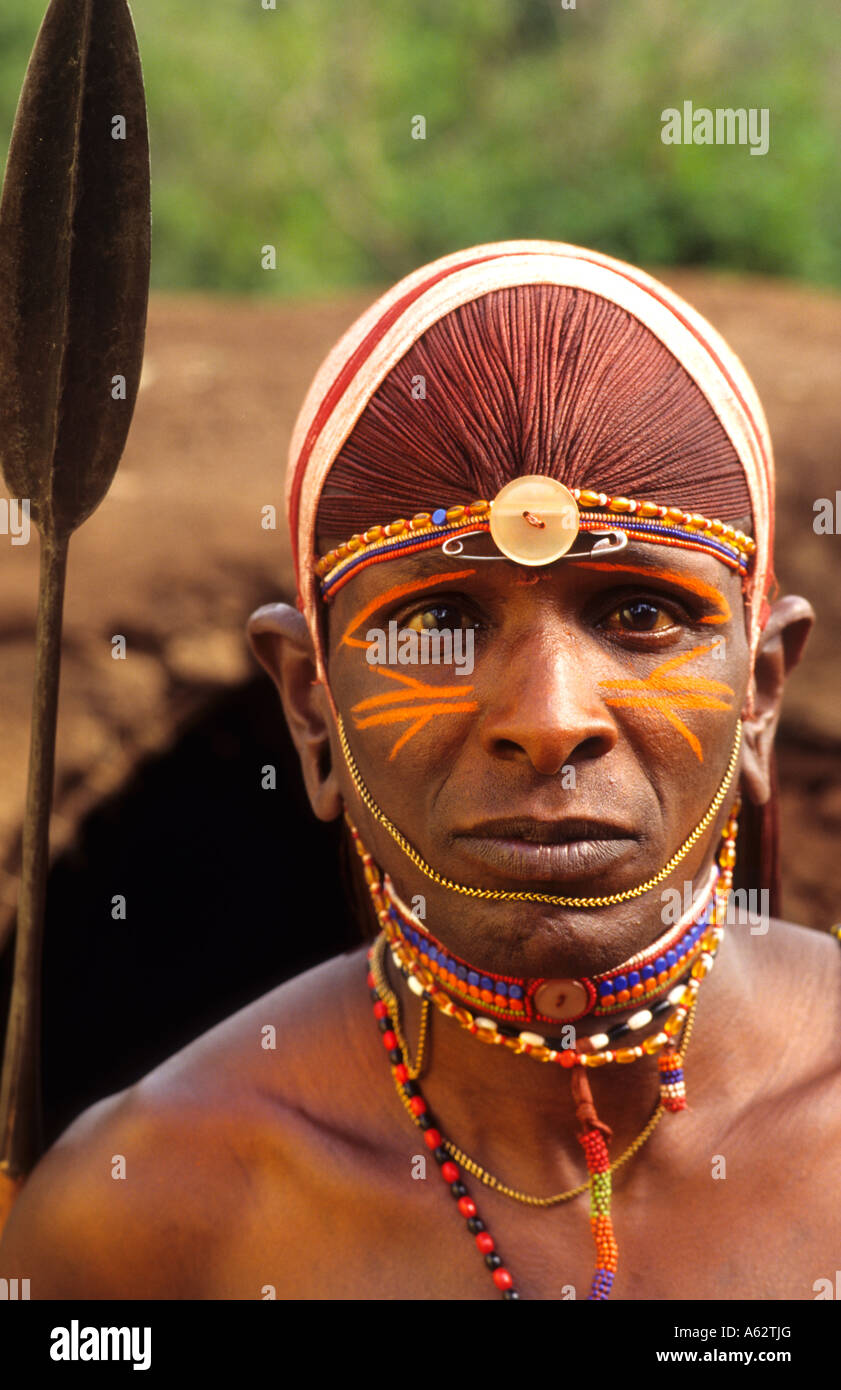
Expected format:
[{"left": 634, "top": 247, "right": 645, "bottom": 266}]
[
  {"left": 598, "top": 981, "right": 614, "bottom": 997},
  {"left": 614, "top": 975, "right": 628, "bottom": 992},
  {"left": 496, "top": 981, "right": 508, "bottom": 996},
  {"left": 642, "top": 964, "right": 655, "bottom": 980},
  {"left": 432, "top": 508, "right": 447, "bottom": 525},
  {"left": 467, "top": 971, "right": 479, "bottom": 987},
  {"left": 666, "top": 949, "right": 677, "bottom": 968},
  {"left": 508, "top": 985, "right": 523, "bottom": 999},
  {"left": 655, "top": 957, "right": 667, "bottom": 974},
  {"left": 456, "top": 965, "right": 468, "bottom": 981},
  {"left": 628, "top": 970, "right": 641, "bottom": 988},
  {"left": 428, "top": 946, "right": 438, "bottom": 962},
  {"left": 481, "top": 977, "right": 493, "bottom": 992}
]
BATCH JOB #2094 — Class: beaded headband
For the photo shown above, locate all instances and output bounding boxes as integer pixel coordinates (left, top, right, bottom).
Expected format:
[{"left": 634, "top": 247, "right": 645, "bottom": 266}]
[
  {"left": 287, "top": 240, "right": 774, "bottom": 690},
  {"left": 315, "top": 480, "right": 756, "bottom": 601}
]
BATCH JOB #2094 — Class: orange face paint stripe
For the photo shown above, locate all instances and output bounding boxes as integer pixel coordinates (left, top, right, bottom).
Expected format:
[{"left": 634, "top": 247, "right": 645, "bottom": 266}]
[
  {"left": 600, "top": 644, "right": 735, "bottom": 696},
  {"left": 599, "top": 644, "right": 735, "bottom": 763},
  {"left": 353, "top": 701, "right": 480, "bottom": 760},
  {"left": 354, "top": 701, "right": 480, "bottom": 729},
  {"left": 353, "top": 682, "right": 476, "bottom": 712},
  {"left": 602, "top": 695, "right": 734, "bottom": 711},
  {"left": 575, "top": 562, "right": 732, "bottom": 624},
  {"left": 339, "top": 569, "right": 477, "bottom": 650}
]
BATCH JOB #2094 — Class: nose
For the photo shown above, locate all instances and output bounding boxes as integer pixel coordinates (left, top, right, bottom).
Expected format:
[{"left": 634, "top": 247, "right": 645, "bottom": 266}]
[{"left": 478, "top": 624, "right": 618, "bottom": 776}]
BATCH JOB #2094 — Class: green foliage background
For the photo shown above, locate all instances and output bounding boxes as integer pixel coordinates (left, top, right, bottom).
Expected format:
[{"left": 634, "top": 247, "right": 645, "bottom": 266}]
[{"left": 1, "top": 0, "right": 839, "bottom": 294}]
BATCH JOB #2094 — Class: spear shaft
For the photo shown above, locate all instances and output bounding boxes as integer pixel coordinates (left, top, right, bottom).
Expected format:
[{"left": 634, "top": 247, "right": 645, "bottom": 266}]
[
  {"left": 0, "top": 536, "right": 68, "bottom": 1217},
  {"left": 0, "top": 0, "right": 151, "bottom": 1230}
]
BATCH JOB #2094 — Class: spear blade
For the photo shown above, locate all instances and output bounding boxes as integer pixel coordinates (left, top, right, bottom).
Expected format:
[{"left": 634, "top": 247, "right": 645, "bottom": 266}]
[
  {"left": 0, "top": 0, "right": 151, "bottom": 1213},
  {"left": 0, "top": 0, "right": 151, "bottom": 538}
]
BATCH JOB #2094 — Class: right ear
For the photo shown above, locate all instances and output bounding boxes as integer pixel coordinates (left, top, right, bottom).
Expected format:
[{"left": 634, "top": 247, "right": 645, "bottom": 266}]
[{"left": 246, "top": 603, "right": 343, "bottom": 822}]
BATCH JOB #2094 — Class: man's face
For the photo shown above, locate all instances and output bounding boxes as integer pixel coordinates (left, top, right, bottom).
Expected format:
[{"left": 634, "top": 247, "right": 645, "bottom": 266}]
[{"left": 324, "top": 530, "right": 750, "bottom": 976}]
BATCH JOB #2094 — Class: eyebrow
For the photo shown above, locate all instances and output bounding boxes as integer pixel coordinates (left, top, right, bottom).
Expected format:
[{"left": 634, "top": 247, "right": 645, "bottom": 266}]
[
  {"left": 339, "top": 569, "right": 477, "bottom": 649},
  {"left": 573, "top": 561, "right": 732, "bottom": 623}
]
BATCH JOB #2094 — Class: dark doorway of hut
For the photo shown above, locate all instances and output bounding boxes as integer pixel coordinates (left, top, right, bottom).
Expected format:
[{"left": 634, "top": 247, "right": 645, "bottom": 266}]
[{"left": 0, "top": 676, "right": 371, "bottom": 1148}]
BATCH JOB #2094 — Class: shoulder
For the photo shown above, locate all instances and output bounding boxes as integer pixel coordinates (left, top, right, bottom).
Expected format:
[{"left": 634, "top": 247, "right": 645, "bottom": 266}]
[
  {"left": 0, "top": 945, "right": 381, "bottom": 1298},
  {"left": 730, "top": 914, "right": 841, "bottom": 1107}
]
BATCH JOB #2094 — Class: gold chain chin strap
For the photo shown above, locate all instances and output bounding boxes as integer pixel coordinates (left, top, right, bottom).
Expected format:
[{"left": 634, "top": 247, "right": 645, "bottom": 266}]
[
  {"left": 376, "top": 922, "right": 700, "bottom": 1209},
  {"left": 338, "top": 716, "right": 742, "bottom": 908}
]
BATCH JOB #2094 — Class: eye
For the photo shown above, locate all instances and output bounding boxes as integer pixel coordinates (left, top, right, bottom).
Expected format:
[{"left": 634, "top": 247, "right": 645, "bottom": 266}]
[
  {"left": 602, "top": 598, "right": 677, "bottom": 633},
  {"left": 402, "top": 603, "right": 476, "bottom": 634}
]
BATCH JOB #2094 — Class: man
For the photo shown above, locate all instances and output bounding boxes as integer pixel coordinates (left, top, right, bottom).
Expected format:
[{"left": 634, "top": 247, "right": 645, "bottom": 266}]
[{"left": 0, "top": 242, "right": 836, "bottom": 1300}]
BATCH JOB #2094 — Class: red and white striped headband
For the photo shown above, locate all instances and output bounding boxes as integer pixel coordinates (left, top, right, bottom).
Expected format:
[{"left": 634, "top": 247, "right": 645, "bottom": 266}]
[{"left": 286, "top": 240, "right": 775, "bottom": 684}]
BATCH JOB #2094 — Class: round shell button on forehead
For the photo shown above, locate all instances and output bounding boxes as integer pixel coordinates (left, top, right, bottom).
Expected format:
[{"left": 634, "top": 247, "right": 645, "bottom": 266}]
[{"left": 489, "top": 476, "right": 580, "bottom": 565}]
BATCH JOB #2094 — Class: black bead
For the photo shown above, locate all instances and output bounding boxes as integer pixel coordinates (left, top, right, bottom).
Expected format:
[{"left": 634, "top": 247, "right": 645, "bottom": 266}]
[
  {"left": 403, "top": 1081, "right": 419, "bottom": 1097},
  {"left": 467, "top": 1217, "right": 485, "bottom": 1235},
  {"left": 417, "top": 1114, "right": 432, "bottom": 1131},
  {"left": 607, "top": 1020, "right": 630, "bottom": 1042},
  {"left": 369, "top": 988, "right": 381, "bottom": 1003},
  {"left": 484, "top": 1252, "right": 502, "bottom": 1270},
  {"left": 388, "top": 1049, "right": 402, "bottom": 1065},
  {"left": 377, "top": 1017, "right": 391, "bottom": 1033},
  {"left": 652, "top": 998, "right": 671, "bottom": 1018},
  {"left": 502, "top": 1289, "right": 520, "bottom": 1300},
  {"left": 433, "top": 1147, "right": 448, "bottom": 1165},
  {"left": 451, "top": 1182, "right": 467, "bottom": 1198}
]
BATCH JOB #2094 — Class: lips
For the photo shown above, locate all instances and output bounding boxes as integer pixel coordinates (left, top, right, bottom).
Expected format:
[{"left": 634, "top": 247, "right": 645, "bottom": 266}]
[{"left": 453, "top": 816, "right": 639, "bottom": 884}]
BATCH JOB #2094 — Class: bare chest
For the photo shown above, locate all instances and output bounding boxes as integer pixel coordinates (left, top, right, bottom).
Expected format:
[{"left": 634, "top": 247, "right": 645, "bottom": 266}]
[{"left": 205, "top": 1121, "right": 838, "bottom": 1301}]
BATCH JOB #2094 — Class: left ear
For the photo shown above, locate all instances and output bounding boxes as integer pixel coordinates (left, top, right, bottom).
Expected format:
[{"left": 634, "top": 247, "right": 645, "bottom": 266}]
[{"left": 740, "top": 594, "right": 814, "bottom": 805}]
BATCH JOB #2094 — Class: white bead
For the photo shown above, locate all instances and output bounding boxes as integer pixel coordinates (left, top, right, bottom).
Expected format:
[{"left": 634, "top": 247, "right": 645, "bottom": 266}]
[
  {"left": 668, "top": 985, "right": 686, "bottom": 1005},
  {"left": 588, "top": 1033, "right": 610, "bottom": 1049},
  {"left": 627, "top": 1009, "right": 653, "bottom": 1030},
  {"left": 475, "top": 1017, "right": 496, "bottom": 1031},
  {"left": 518, "top": 1031, "right": 546, "bottom": 1047},
  {"left": 407, "top": 975, "right": 425, "bottom": 997}
]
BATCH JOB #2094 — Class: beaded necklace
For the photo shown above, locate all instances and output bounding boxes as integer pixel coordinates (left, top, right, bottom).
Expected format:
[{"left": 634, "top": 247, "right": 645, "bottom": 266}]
[
  {"left": 369, "top": 932, "right": 688, "bottom": 1207},
  {"left": 367, "top": 949, "right": 699, "bottom": 1300},
  {"left": 353, "top": 809, "right": 734, "bottom": 1070},
  {"left": 363, "top": 802, "right": 739, "bottom": 1300},
  {"left": 378, "top": 864, "right": 719, "bottom": 1025}
]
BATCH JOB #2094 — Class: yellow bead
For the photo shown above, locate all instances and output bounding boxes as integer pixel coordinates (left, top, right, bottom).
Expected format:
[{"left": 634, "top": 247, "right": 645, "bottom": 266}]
[{"left": 615, "top": 1047, "right": 642, "bottom": 1063}]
